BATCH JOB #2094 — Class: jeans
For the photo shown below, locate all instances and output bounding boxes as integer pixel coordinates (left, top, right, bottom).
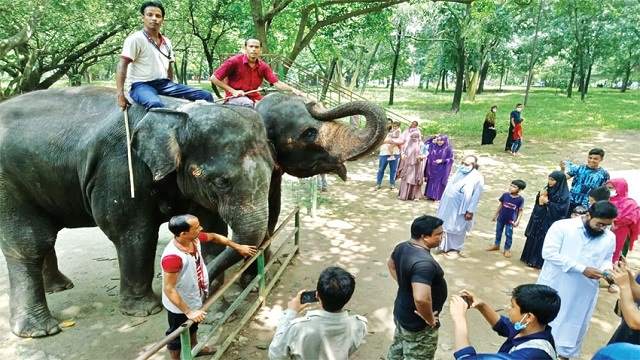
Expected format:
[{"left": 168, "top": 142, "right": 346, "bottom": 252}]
[
  {"left": 130, "top": 79, "right": 214, "bottom": 110},
  {"left": 495, "top": 220, "right": 513, "bottom": 250},
  {"left": 511, "top": 139, "right": 522, "bottom": 153},
  {"left": 316, "top": 174, "right": 327, "bottom": 190},
  {"left": 376, "top": 155, "right": 399, "bottom": 186}
]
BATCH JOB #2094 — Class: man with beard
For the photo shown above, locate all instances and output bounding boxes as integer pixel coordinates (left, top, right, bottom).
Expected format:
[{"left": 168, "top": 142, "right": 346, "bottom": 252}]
[{"left": 537, "top": 200, "right": 618, "bottom": 359}]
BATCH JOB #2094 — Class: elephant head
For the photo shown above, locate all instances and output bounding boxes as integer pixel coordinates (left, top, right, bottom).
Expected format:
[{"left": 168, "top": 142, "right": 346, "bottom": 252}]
[
  {"left": 131, "top": 104, "right": 274, "bottom": 251},
  {"left": 256, "top": 93, "right": 388, "bottom": 180}
]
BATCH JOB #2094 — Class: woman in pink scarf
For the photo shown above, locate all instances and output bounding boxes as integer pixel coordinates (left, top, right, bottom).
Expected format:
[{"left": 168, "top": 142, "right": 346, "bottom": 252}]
[
  {"left": 608, "top": 178, "right": 640, "bottom": 263},
  {"left": 397, "top": 131, "right": 426, "bottom": 200}
]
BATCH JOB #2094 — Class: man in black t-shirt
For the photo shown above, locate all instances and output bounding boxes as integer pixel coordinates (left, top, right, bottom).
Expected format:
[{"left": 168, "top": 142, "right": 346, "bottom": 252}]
[{"left": 387, "top": 215, "right": 447, "bottom": 360}]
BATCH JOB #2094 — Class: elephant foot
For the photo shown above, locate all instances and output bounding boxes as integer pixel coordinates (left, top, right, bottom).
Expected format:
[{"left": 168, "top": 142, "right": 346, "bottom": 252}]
[
  {"left": 120, "top": 293, "right": 163, "bottom": 317},
  {"left": 44, "top": 272, "right": 74, "bottom": 294},
  {"left": 11, "top": 311, "right": 61, "bottom": 338}
]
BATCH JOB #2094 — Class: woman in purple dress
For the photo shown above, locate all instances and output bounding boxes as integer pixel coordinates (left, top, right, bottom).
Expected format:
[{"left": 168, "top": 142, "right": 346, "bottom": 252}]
[{"left": 424, "top": 135, "right": 454, "bottom": 201}]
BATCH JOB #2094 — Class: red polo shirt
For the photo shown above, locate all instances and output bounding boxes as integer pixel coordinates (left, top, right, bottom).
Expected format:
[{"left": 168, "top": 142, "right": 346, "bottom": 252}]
[{"left": 213, "top": 54, "right": 279, "bottom": 101}]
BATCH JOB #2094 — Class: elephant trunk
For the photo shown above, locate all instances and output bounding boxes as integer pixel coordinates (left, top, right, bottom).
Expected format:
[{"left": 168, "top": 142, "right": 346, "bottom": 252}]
[{"left": 307, "top": 101, "right": 388, "bottom": 162}]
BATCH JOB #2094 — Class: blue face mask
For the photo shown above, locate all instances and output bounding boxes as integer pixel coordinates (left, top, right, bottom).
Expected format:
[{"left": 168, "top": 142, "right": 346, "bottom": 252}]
[
  {"left": 514, "top": 315, "right": 529, "bottom": 331},
  {"left": 459, "top": 165, "right": 473, "bottom": 174}
]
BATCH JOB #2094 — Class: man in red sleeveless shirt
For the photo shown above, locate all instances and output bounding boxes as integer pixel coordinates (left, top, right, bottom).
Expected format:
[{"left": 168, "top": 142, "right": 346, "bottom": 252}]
[
  {"left": 161, "top": 214, "right": 256, "bottom": 359},
  {"left": 210, "top": 39, "right": 304, "bottom": 107}
]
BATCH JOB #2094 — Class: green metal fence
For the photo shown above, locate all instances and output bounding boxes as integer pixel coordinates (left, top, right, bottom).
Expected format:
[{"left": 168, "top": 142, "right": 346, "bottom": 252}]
[{"left": 136, "top": 207, "right": 301, "bottom": 360}]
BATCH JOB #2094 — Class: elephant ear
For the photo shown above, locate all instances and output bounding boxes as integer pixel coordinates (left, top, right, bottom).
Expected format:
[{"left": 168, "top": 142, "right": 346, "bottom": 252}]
[{"left": 132, "top": 108, "right": 188, "bottom": 181}]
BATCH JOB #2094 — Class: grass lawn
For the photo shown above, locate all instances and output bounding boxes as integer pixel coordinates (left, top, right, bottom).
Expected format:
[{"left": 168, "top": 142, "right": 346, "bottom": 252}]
[{"left": 362, "top": 86, "right": 639, "bottom": 142}]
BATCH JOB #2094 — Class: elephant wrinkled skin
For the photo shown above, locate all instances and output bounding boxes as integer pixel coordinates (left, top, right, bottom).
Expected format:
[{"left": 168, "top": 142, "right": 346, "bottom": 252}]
[{"left": 0, "top": 87, "right": 274, "bottom": 338}]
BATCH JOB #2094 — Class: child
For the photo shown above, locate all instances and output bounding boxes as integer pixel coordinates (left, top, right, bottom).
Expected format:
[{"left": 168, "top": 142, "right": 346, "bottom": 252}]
[
  {"left": 387, "top": 122, "right": 401, "bottom": 161},
  {"left": 588, "top": 185, "right": 611, "bottom": 206},
  {"left": 488, "top": 180, "right": 527, "bottom": 258},
  {"left": 449, "top": 284, "right": 561, "bottom": 360},
  {"left": 511, "top": 118, "right": 523, "bottom": 156}
]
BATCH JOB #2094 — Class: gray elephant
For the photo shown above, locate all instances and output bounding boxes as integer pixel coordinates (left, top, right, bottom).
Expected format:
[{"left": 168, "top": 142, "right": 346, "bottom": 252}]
[
  {"left": 0, "top": 87, "right": 274, "bottom": 337},
  {"left": 202, "top": 93, "right": 388, "bottom": 284}
]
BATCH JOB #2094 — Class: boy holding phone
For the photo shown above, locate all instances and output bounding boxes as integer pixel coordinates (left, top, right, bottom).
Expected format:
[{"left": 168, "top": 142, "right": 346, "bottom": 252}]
[{"left": 268, "top": 266, "right": 367, "bottom": 360}]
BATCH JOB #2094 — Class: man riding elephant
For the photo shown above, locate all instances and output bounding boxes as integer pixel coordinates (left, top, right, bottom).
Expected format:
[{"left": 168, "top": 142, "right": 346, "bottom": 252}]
[{"left": 116, "top": 1, "right": 214, "bottom": 110}]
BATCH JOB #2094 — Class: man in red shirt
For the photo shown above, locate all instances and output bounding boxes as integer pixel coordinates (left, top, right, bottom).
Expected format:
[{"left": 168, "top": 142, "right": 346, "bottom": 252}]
[
  {"left": 210, "top": 39, "right": 304, "bottom": 107},
  {"left": 161, "top": 214, "right": 257, "bottom": 359}
]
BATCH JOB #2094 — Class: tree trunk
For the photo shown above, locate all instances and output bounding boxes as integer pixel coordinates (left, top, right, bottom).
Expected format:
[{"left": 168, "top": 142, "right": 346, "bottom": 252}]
[
  {"left": 466, "top": 70, "right": 480, "bottom": 101},
  {"left": 438, "top": 69, "right": 446, "bottom": 92},
  {"left": 584, "top": 62, "right": 593, "bottom": 95},
  {"left": 321, "top": 57, "right": 337, "bottom": 101},
  {"left": 523, "top": 0, "right": 544, "bottom": 106},
  {"left": 426, "top": 76, "right": 430, "bottom": 90},
  {"left": 348, "top": 46, "right": 366, "bottom": 91},
  {"left": 567, "top": 62, "right": 576, "bottom": 98},
  {"left": 621, "top": 61, "right": 631, "bottom": 92},
  {"left": 451, "top": 38, "right": 465, "bottom": 113},
  {"left": 359, "top": 39, "right": 381, "bottom": 94},
  {"left": 388, "top": 26, "right": 402, "bottom": 106},
  {"left": 499, "top": 67, "right": 504, "bottom": 91},
  {"left": 478, "top": 61, "right": 489, "bottom": 94}
]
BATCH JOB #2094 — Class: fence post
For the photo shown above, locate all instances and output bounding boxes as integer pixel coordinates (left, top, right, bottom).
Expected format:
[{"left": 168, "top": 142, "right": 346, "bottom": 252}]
[
  {"left": 179, "top": 330, "right": 192, "bottom": 360},
  {"left": 257, "top": 252, "right": 266, "bottom": 299},
  {"left": 294, "top": 209, "right": 300, "bottom": 255}
]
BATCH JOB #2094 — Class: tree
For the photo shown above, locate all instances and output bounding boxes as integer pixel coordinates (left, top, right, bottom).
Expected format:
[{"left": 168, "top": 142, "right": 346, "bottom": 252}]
[{"left": 0, "top": 0, "right": 134, "bottom": 96}]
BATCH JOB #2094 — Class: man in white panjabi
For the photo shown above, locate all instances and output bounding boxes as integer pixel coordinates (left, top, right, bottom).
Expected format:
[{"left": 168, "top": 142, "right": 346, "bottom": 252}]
[
  {"left": 436, "top": 155, "right": 484, "bottom": 255},
  {"left": 537, "top": 200, "right": 618, "bottom": 359}
]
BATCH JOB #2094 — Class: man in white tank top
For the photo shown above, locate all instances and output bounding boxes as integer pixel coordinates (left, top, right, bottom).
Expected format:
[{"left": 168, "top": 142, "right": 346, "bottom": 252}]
[{"left": 161, "top": 214, "right": 257, "bottom": 359}]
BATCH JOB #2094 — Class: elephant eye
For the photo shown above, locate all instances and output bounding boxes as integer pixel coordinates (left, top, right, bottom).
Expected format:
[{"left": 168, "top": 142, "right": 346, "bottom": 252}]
[
  {"left": 213, "top": 176, "right": 231, "bottom": 190},
  {"left": 300, "top": 127, "right": 318, "bottom": 142}
]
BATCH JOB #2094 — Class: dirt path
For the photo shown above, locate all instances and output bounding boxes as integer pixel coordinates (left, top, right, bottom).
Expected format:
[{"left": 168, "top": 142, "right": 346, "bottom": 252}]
[{"left": 0, "top": 131, "right": 638, "bottom": 359}]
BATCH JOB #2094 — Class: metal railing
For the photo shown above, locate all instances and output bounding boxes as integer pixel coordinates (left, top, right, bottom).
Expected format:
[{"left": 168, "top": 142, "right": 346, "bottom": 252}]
[{"left": 136, "top": 207, "right": 301, "bottom": 360}]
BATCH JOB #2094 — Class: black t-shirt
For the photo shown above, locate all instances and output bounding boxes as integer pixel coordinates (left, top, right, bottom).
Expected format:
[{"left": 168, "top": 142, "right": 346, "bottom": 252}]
[{"left": 391, "top": 241, "right": 447, "bottom": 331}]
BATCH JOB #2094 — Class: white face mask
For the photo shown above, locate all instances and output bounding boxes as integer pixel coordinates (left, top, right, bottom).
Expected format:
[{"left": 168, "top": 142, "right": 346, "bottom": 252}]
[{"left": 609, "top": 189, "right": 617, "bottom": 197}]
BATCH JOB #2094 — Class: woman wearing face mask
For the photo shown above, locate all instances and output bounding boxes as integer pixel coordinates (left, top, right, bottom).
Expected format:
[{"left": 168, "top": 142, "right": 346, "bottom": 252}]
[
  {"left": 424, "top": 134, "right": 454, "bottom": 201},
  {"left": 520, "top": 171, "right": 571, "bottom": 269},
  {"left": 481, "top": 105, "right": 498, "bottom": 145},
  {"left": 607, "top": 178, "right": 640, "bottom": 264},
  {"left": 449, "top": 284, "right": 561, "bottom": 360},
  {"left": 436, "top": 155, "right": 484, "bottom": 256}
]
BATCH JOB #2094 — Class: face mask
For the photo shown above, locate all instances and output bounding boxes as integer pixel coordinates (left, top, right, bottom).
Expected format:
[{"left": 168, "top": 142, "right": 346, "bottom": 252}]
[
  {"left": 514, "top": 315, "right": 529, "bottom": 331},
  {"left": 609, "top": 189, "right": 617, "bottom": 197},
  {"left": 583, "top": 218, "right": 605, "bottom": 238},
  {"left": 459, "top": 165, "right": 473, "bottom": 174}
]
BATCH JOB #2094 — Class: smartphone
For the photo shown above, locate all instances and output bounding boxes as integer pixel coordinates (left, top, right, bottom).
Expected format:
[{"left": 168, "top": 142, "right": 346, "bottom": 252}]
[
  {"left": 460, "top": 294, "right": 473, "bottom": 309},
  {"left": 300, "top": 290, "right": 318, "bottom": 304}
]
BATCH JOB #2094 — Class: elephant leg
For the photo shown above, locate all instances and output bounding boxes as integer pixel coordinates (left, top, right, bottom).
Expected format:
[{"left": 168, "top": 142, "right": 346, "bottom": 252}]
[
  {"left": 0, "top": 199, "right": 61, "bottom": 337},
  {"left": 109, "top": 229, "right": 162, "bottom": 317},
  {"left": 42, "top": 248, "right": 74, "bottom": 293}
]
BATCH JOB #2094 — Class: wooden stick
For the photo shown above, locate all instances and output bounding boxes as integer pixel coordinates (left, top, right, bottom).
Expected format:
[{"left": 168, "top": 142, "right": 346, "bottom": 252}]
[
  {"left": 212, "top": 88, "right": 263, "bottom": 103},
  {"left": 123, "top": 109, "right": 135, "bottom": 198}
]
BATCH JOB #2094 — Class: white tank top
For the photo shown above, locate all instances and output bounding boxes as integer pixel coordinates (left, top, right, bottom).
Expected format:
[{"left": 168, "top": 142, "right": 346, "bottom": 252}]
[{"left": 161, "top": 240, "right": 209, "bottom": 314}]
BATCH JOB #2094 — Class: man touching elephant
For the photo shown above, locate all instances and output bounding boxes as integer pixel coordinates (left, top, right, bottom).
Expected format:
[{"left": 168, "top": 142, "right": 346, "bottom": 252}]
[
  {"left": 116, "top": 2, "right": 214, "bottom": 110},
  {"left": 210, "top": 39, "right": 305, "bottom": 107},
  {"left": 162, "top": 214, "right": 257, "bottom": 359}
]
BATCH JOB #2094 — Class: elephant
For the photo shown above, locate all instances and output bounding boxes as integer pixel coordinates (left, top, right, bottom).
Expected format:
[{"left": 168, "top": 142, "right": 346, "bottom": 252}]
[
  {"left": 0, "top": 86, "right": 388, "bottom": 339},
  {"left": 202, "top": 93, "right": 389, "bottom": 285},
  {"left": 254, "top": 93, "right": 388, "bottom": 234},
  {"left": 0, "top": 86, "right": 275, "bottom": 338}
]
